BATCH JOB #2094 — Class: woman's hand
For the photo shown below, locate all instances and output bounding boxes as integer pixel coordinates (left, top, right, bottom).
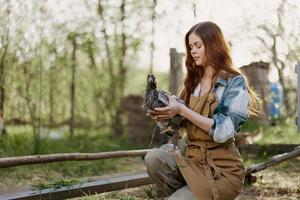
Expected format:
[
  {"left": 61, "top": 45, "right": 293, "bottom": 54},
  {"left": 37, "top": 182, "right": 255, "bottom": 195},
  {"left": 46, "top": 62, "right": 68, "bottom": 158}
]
[{"left": 146, "top": 94, "right": 184, "bottom": 121}]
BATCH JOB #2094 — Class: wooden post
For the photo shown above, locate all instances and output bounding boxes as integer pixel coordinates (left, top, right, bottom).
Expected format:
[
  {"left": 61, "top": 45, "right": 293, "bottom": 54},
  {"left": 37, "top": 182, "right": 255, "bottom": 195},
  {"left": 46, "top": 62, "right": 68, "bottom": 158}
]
[
  {"left": 296, "top": 61, "right": 300, "bottom": 132},
  {"left": 170, "top": 48, "right": 184, "bottom": 95},
  {"left": 240, "top": 62, "right": 270, "bottom": 123}
]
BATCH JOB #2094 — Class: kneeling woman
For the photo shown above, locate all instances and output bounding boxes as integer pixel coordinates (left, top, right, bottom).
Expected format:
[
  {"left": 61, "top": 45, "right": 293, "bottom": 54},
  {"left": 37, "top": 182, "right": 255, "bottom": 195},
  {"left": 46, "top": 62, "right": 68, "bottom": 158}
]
[{"left": 145, "top": 21, "right": 260, "bottom": 200}]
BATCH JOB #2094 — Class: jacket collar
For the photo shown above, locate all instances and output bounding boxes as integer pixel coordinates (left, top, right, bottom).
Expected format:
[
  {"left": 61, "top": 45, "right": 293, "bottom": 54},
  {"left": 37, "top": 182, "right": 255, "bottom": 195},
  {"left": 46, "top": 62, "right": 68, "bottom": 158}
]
[
  {"left": 214, "top": 70, "right": 233, "bottom": 87},
  {"left": 215, "top": 77, "right": 227, "bottom": 87}
]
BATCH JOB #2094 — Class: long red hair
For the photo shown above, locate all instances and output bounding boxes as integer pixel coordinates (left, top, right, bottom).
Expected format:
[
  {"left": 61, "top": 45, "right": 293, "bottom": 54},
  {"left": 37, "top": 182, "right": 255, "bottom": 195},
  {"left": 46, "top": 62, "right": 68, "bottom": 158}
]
[{"left": 179, "top": 21, "right": 260, "bottom": 115}]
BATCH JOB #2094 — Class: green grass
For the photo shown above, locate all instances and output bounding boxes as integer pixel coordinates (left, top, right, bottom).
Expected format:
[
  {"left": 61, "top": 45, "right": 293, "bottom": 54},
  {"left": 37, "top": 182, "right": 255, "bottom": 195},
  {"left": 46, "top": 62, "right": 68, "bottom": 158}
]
[
  {"left": 0, "top": 126, "right": 139, "bottom": 156},
  {"left": 240, "top": 118, "right": 300, "bottom": 166},
  {"left": 241, "top": 117, "right": 300, "bottom": 144},
  {"left": 33, "top": 178, "right": 81, "bottom": 190},
  {"left": 0, "top": 126, "right": 145, "bottom": 190}
]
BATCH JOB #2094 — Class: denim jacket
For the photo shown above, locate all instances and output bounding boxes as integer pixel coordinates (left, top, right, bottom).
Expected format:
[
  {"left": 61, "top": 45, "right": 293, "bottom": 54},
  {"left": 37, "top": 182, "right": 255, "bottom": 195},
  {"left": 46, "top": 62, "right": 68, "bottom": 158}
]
[{"left": 208, "top": 75, "right": 250, "bottom": 143}]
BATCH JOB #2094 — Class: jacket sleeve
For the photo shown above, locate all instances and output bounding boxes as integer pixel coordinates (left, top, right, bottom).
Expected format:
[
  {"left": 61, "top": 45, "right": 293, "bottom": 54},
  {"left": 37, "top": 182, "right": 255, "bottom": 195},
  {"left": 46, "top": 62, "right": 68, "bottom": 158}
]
[{"left": 209, "top": 75, "right": 249, "bottom": 143}]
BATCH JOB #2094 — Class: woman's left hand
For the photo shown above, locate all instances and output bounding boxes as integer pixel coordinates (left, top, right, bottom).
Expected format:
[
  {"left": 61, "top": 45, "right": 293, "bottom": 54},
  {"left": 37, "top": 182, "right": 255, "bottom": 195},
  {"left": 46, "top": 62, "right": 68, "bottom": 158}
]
[{"left": 151, "top": 94, "right": 184, "bottom": 120}]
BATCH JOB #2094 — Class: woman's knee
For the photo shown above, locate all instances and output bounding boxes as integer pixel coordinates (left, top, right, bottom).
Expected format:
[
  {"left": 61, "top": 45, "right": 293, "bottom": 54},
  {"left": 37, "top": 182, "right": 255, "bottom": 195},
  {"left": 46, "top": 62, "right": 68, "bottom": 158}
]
[{"left": 144, "top": 149, "right": 164, "bottom": 170}]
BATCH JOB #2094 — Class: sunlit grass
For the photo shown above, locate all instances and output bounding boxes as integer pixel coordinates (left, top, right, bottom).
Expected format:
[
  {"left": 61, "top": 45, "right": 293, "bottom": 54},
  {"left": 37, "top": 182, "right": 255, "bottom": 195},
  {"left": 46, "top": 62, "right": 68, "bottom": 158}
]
[
  {"left": 0, "top": 126, "right": 145, "bottom": 190},
  {"left": 241, "top": 117, "right": 300, "bottom": 144}
]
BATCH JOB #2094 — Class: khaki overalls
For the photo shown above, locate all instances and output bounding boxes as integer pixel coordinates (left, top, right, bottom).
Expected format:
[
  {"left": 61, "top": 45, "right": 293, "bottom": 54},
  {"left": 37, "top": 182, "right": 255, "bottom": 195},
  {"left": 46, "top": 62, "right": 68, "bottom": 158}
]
[{"left": 145, "top": 85, "right": 245, "bottom": 200}]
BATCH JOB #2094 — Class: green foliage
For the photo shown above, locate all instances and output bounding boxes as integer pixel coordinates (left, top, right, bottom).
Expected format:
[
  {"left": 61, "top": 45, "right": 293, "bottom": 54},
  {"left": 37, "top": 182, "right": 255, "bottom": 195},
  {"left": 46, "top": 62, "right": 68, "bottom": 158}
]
[
  {"left": 125, "top": 68, "right": 169, "bottom": 96},
  {"left": 0, "top": 0, "right": 158, "bottom": 136}
]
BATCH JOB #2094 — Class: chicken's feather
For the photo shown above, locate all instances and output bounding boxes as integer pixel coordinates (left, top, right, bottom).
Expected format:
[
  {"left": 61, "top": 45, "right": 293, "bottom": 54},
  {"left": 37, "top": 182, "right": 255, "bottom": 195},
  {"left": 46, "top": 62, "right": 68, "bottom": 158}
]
[{"left": 142, "top": 74, "right": 187, "bottom": 148}]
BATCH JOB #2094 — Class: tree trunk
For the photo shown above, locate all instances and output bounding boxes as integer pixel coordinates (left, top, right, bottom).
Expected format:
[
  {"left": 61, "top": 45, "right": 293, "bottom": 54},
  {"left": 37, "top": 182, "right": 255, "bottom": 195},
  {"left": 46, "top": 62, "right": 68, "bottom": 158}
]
[
  {"left": 170, "top": 48, "right": 184, "bottom": 95},
  {"left": 113, "top": 0, "right": 127, "bottom": 136},
  {"left": 149, "top": 0, "right": 157, "bottom": 74},
  {"left": 49, "top": 67, "right": 55, "bottom": 126},
  {"left": 86, "top": 39, "right": 106, "bottom": 127},
  {"left": 70, "top": 37, "right": 77, "bottom": 137},
  {"left": 0, "top": 0, "right": 10, "bottom": 136},
  {"left": 0, "top": 38, "right": 9, "bottom": 136},
  {"left": 97, "top": 0, "right": 117, "bottom": 129},
  {"left": 48, "top": 48, "right": 57, "bottom": 126},
  {"left": 257, "top": 0, "right": 296, "bottom": 118},
  {"left": 0, "top": 86, "right": 6, "bottom": 136}
]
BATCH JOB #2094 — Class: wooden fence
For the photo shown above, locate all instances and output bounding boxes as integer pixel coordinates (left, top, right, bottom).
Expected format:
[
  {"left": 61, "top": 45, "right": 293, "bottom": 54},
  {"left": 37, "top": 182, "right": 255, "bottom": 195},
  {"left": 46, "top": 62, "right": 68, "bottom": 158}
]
[{"left": 0, "top": 144, "right": 300, "bottom": 200}]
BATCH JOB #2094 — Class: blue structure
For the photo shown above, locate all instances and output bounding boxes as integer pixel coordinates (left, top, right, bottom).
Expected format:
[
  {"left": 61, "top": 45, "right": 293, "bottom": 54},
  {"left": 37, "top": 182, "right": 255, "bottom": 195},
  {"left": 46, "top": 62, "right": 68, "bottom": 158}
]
[{"left": 268, "top": 82, "right": 283, "bottom": 121}]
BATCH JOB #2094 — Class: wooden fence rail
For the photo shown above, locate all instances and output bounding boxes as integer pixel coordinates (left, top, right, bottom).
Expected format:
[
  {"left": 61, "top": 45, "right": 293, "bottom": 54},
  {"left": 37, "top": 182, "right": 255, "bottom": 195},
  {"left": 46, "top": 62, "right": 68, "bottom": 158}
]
[
  {"left": 0, "top": 149, "right": 149, "bottom": 168},
  {"left": 0, "top": 144, "right": 299, "bottom": 200},
  {"left": 0, "top": 170, "right": 152, "bottom": 200},
  {"left": 0, "top": 144, "right": 299, "bottom": 168}
]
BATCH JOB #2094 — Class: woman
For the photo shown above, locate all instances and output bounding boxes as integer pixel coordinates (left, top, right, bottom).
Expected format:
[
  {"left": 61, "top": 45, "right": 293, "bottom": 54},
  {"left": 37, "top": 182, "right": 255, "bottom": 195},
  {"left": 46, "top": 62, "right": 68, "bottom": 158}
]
[{"left": 145, "top": 21, "right": 260, "bottom": 200}]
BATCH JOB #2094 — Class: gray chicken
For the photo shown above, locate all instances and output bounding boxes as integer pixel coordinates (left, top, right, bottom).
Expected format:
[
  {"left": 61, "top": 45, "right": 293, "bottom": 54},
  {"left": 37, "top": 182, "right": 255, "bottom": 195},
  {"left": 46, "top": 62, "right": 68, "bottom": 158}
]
[{"left": 142, "top": 74, "right": 186, "bottom": 149}]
